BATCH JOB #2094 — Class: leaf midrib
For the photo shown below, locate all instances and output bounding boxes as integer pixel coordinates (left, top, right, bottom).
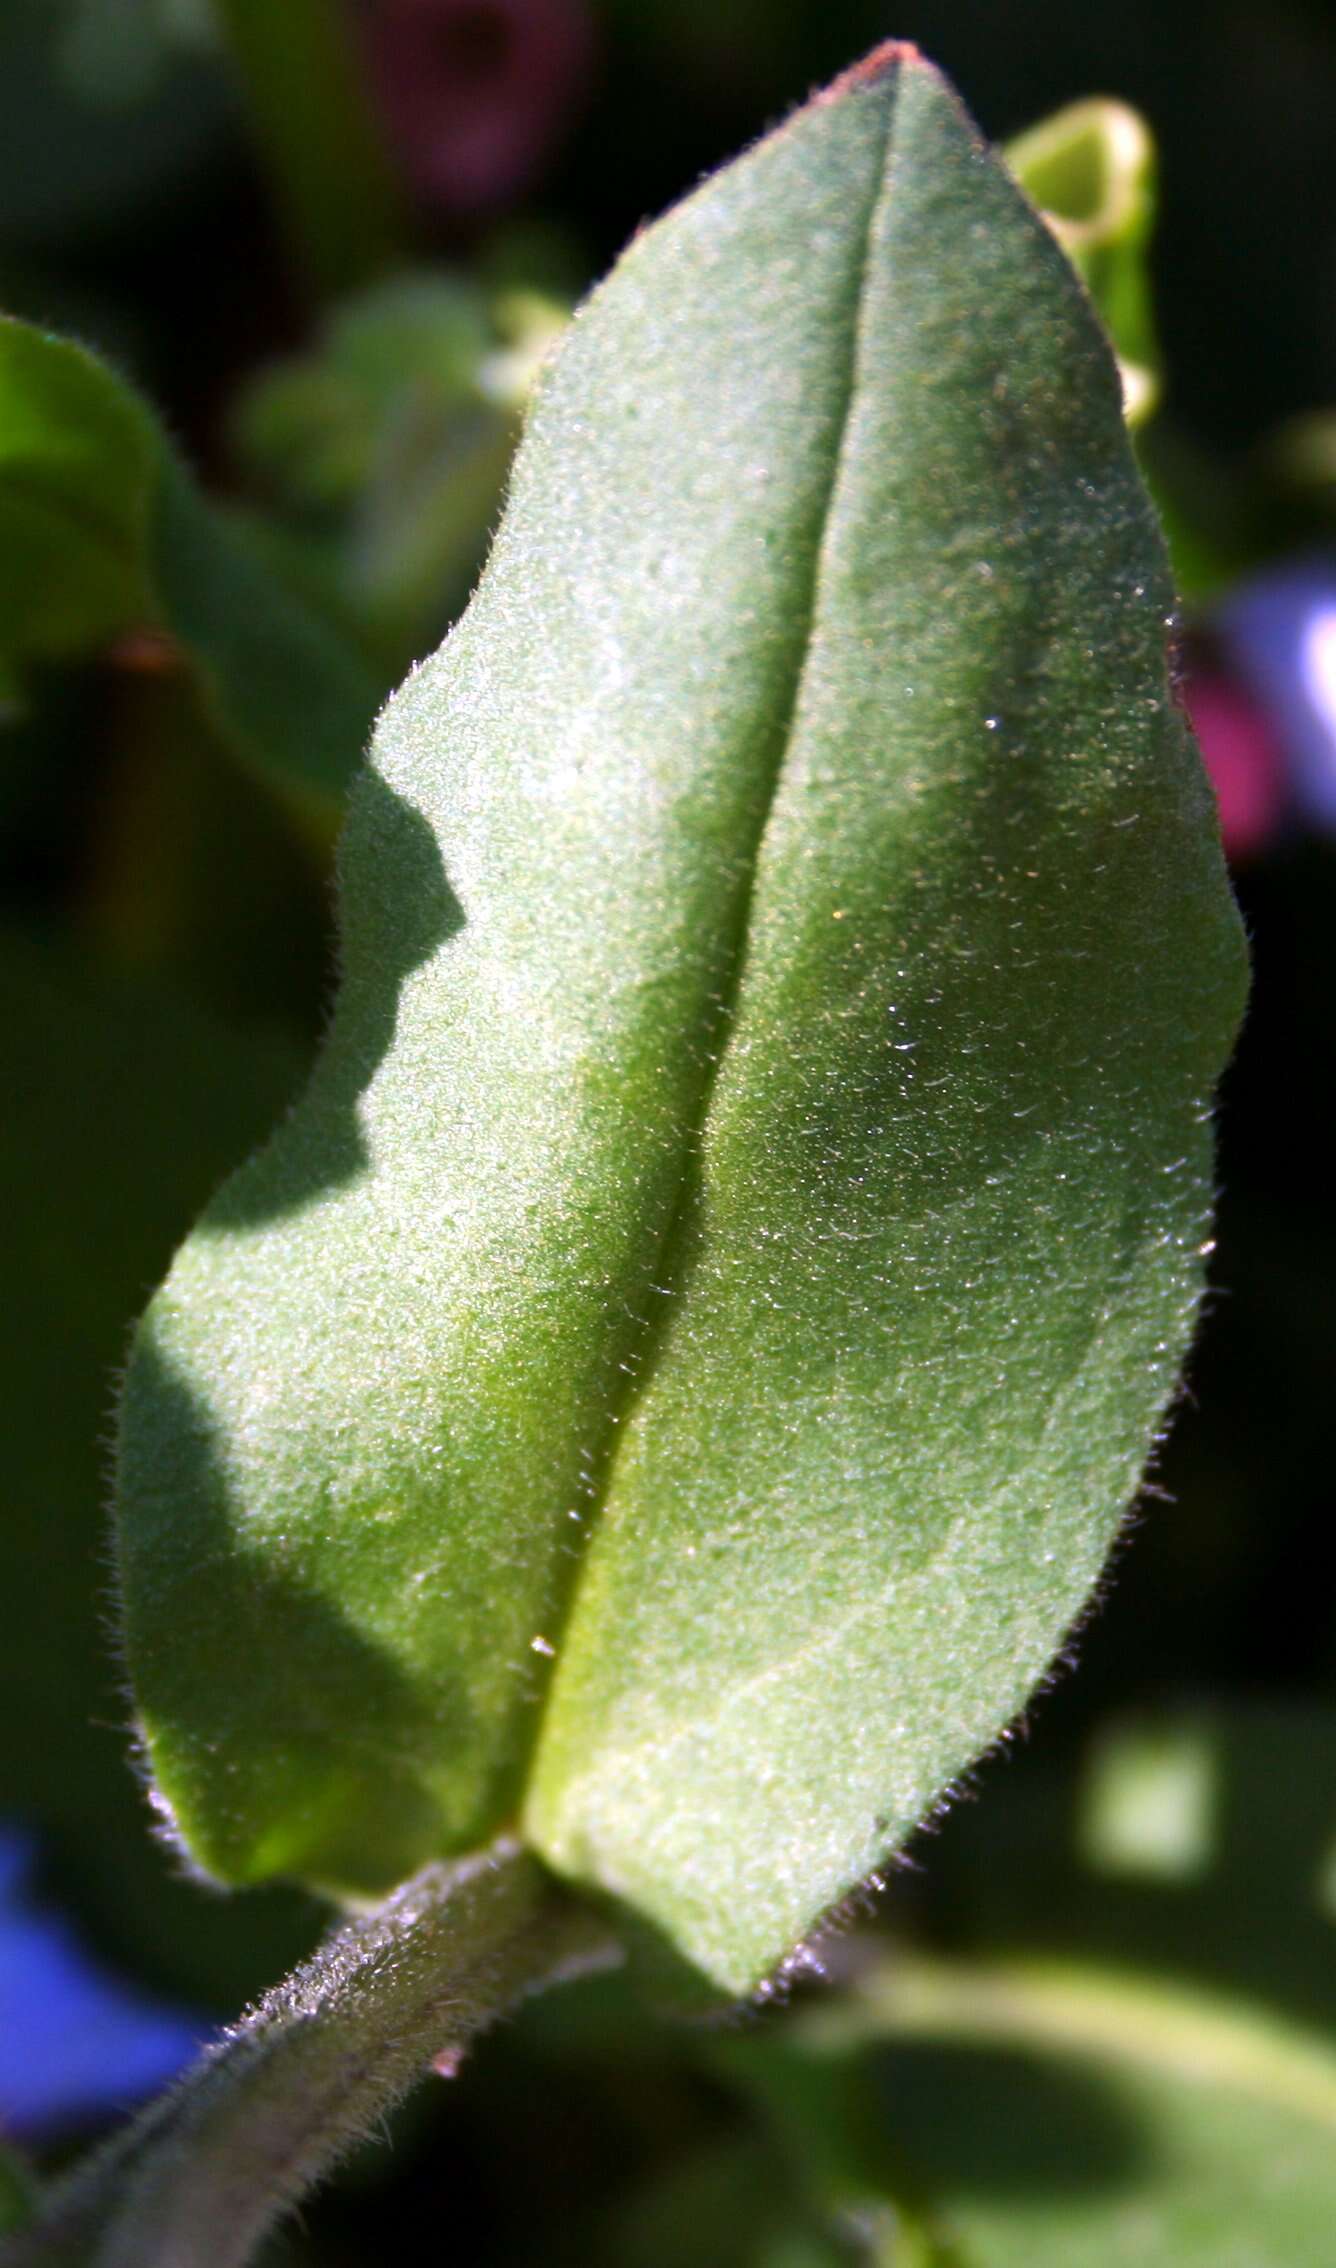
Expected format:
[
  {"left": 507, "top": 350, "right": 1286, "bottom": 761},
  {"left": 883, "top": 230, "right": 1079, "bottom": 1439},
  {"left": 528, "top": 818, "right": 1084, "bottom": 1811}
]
[{"left": 529, "top": 69, "right": 908, "bottom": 1719}]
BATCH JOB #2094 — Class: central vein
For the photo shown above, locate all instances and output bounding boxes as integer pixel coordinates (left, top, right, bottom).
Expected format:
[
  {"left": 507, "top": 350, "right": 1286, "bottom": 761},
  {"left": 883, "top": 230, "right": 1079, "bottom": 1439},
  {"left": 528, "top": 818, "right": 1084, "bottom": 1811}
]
[{"left": 531, "top": 72, "right": 905, "bottom": 1696}]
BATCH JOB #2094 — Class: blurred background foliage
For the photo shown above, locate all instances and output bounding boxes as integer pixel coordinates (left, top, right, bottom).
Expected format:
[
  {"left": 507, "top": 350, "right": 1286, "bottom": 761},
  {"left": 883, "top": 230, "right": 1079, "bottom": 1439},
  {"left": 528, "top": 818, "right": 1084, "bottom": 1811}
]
[{"left": 2, "top": 2, "right": 1335, "bottom": 2260}]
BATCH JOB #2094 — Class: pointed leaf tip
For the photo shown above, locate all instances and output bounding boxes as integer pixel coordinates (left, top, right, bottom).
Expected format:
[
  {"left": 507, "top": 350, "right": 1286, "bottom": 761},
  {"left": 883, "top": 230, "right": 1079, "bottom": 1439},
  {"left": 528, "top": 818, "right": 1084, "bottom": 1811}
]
[{"left": 816, "top": 40, "right": 923, "bottom": 103}]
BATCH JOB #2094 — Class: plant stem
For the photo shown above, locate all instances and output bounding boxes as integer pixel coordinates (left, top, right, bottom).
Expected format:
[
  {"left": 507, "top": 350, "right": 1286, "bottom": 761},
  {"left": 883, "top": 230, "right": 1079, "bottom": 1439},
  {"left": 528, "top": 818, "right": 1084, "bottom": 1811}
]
[
  {"left": 210, "top": 0, "right": 414, "bottom": 300},
  {"left": 6, "top": 1840, "right": 615, "bottom": 2268}
]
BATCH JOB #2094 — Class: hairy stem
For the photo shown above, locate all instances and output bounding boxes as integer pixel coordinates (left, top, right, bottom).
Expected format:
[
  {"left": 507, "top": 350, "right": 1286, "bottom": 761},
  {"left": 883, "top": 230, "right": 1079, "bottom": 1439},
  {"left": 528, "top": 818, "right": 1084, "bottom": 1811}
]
[{"left": 6, "top": 1840, "right": 614, "bottom": 2268}]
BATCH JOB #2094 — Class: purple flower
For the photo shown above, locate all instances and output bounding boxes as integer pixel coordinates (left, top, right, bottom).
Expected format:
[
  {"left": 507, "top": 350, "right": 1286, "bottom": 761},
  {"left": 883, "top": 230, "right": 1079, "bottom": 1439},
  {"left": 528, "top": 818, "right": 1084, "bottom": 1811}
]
[
  {"left": 364, "top": 0, "right": 595, "bottom": 213},
  {"left": 1182, "top": 668, "right": 1287, "bottom": 863}
]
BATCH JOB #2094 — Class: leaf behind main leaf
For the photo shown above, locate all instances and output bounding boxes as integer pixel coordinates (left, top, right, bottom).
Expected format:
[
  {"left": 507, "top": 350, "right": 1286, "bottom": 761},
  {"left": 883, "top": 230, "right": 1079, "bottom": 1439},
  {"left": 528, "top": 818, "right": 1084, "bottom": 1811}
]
[{"left": 0, "top": 316, "right": 381, "bottom": 820}]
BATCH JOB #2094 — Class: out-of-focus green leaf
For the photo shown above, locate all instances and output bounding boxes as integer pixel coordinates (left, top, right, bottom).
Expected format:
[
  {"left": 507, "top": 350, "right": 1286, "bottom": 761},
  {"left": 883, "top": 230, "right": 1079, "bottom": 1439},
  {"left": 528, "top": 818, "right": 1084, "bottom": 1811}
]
[
  {"left": 584, "top": 2136, "right": 871, "bottom": 2268},
  {"left": 464, "top": 1959, "right": 919, "bottom": 2268},
  {"left": 0, "top": 316, "right": 382, "bottom": 820},
  {"left": 1004, "top": 101, "right": 1260, "bottom": 600},
  {"left": 230, "top": 274, "right": 566, "bottom": 670},
  {"left": 211, "top": 0, "right": 412, "bottom": 300},
  {"left": 1007, "top": 99, "right": 1160, "bottom": 426},
  {"left": 116, "top": 47, "right": 1243, "bottom": 1993},
  {"left": 732, "top": 1954, "right": 1336, "bottom": 2268},
  {"left": 0, "top": 2145, "right": 34, "bottom": 2235},
  {"left": 1078, "top": 1712, "right": 1219, "bottom": 1882},
  {"left": 55, "top": 0, "right": 217, "bottom": 111},
  {"left": 713, "top": 1707, "right": 1336, "bottom": 2259},
  {"left": 0, "top": 317, "right": 155, "bottom": 658},
  {"left": 0, "top": 925, "right": 316, "bottom": 2001},
  {"left": 934, "top": 1703, "right": 1336, "bottom": 2035},
  {"left": 72, "top": 654, "right": 333, "bottom": 1033}
]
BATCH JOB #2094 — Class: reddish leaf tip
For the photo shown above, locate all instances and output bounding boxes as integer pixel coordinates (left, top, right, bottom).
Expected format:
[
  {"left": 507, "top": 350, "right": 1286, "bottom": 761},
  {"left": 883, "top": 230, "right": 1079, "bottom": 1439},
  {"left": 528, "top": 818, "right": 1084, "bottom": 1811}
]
[{"left": 814, "top": 40, "right": 923, "bottom": 105}]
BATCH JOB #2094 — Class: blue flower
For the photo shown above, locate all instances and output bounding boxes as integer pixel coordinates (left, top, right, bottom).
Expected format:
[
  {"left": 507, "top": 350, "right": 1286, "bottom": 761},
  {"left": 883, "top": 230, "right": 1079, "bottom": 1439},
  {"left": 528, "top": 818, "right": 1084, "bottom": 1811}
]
[{"left": 0, "top": 1827, "right": 200, "bottom": 2140}]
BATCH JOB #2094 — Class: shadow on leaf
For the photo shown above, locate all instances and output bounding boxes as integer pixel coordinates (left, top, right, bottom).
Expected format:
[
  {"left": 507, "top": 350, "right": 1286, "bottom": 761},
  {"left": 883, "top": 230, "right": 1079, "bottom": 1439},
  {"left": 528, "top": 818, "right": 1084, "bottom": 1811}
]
[
  {"left": 871, "top": 2041, "right": 1151, "bottom": 2200},
  {"left": 205, "top": 768, "right": 464, "bottom": 1230},
  {"left": 117, "top": 1334, "right": 474, "bottom": 1894}
]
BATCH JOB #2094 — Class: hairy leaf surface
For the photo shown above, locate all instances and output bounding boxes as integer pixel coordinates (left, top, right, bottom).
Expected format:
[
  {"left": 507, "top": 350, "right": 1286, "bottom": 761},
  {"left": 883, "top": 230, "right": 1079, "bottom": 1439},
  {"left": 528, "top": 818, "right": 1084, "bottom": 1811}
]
[{"left": 117, "top": 47, "right": 1245, "bottom": 1990}]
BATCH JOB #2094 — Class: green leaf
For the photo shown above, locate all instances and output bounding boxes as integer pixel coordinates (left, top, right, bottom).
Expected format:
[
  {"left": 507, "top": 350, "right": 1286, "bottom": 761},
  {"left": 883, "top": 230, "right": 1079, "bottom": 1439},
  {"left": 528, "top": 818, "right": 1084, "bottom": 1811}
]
[
  {"left": 116, "top": 45, "right": 1245, "bottom": 1992},
  {"left": 719, "top": 1712, "right": 1336, "bottom": 2262},
  {"left": 0, "top": 317, "right": 156, "bottom": 660},
  {"left": 0, "top": 2144, "right": 35, "bottom": 2236},
  {"left": 740, "top": 1954, "right": 1336, "bottom": 2268},
  {"left": 930, "top": 1702, "right": 1336, "bottom": 2036},
  {"left": 1005, "top": 98, "right": 1161, "bottom": 426},
  {"left": 229, "top": 273, "right": 566, "bottom": 670},
  {"left": 585, "top": 2136, "right": 872, "bottom": 2268},
  {"left": 0, "top": 315, "right": 382, "bottom": 818},
  {"left": 210, "top": 0, "right": 412, "bottom": 301}
]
